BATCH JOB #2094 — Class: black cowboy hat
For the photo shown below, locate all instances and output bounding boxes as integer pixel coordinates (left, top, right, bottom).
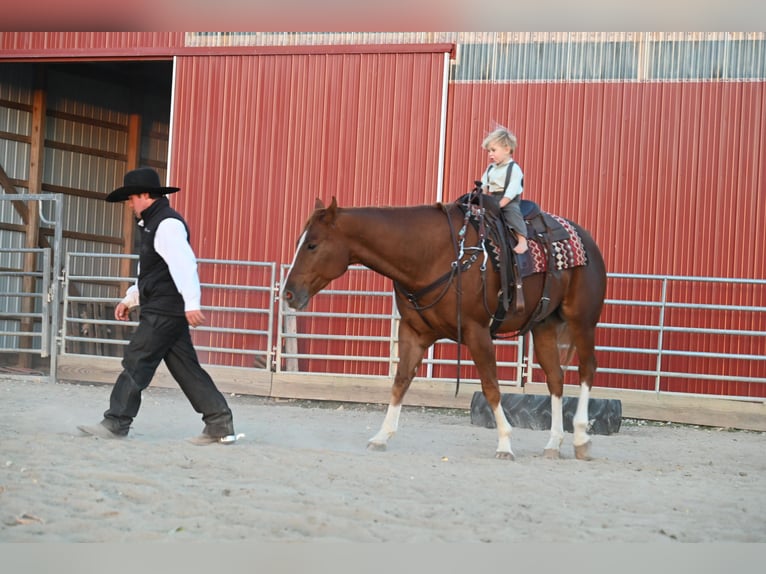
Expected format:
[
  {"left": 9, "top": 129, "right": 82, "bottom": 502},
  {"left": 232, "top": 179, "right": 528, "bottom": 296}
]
[{"left": 105, "top": 167, "right": 180, "bottom": 203}]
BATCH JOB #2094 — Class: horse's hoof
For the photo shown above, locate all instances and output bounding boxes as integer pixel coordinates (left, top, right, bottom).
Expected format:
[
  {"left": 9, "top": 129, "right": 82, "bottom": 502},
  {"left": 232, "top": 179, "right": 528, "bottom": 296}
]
[
  {"left": 367, "top": 441, "right": 387, "bottom": 452},
  {"left": 574, "top": 441, "right": 592, "bottom": 461},
  {"left": 495, "top": 451, "right": 515, "bottom": 461},
  {"left": 543, "top": 448, "right": 560, "bottom": 459}
]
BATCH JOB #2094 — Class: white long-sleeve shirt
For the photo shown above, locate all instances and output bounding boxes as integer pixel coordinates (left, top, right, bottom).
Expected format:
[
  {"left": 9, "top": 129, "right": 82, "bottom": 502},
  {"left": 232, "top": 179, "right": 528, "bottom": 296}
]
[{"left": 121, "top": 218, "right": 202, "bottom": 312}]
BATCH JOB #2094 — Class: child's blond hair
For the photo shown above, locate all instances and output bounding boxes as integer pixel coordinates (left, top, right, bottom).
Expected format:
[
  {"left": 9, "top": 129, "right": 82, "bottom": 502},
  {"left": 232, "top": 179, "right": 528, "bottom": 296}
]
[{"left": 482, "top": 126, "right": 517, "bottom": 153}]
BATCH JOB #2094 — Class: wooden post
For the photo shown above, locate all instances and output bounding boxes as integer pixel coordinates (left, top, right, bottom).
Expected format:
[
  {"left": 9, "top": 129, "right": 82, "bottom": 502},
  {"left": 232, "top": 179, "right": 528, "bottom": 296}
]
[
  {"left": 118, "top": 113, "right": 141, "bottom": 295},
  {"left": 19, "top": 73, "right": 46, "bottom": 368},
  {"left": 284, "top": 310, "right": 299, "bottom": 372}
]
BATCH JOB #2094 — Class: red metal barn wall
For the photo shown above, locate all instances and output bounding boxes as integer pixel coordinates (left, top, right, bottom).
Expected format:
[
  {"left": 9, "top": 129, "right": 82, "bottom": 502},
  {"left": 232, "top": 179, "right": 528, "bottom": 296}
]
[
  {"left": 439, "top": 81, "right": 765, "bottom": 397},
  {"left": 168, "top": 49, "right": 449, "bottom": 369},
  {"left": 2, "top": 33, "right": 763, "bottom": 397}
]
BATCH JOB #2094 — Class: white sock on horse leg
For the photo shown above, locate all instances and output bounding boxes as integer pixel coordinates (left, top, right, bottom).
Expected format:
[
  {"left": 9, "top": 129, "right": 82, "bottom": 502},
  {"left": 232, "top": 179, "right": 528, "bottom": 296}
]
[
  {"left": 545, "top": 394, "right": 564, "bottom": 451},
  {"left": 493, "top": 403, "right": 514, "bottom": 456},
  {"left": 573, "top": 383, "right": 590, "bottom": 446},
  {"left": 369, "top": 403, "right": 402, "bottom": 445}
]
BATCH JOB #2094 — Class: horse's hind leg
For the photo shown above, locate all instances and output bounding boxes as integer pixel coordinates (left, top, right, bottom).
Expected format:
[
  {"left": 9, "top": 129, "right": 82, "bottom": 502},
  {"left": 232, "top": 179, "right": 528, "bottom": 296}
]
[
  {"left": 368, "top": 321, "right": 429, "bottom": 451},
  {"left": 572, "top": 381, "right": 592, "bottom": 460},
  {"left": 568, "top": 322, "right": 599, "bottom": 460},
  {"left": 564, "top": 245, "right": 606, "bottom": 460}
]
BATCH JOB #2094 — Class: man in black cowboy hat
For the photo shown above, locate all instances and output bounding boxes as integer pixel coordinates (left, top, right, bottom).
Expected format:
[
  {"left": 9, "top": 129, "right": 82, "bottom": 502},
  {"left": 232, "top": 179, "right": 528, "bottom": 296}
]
[{"left": 78, "top": 167, "right": 239, "bottom": 445}]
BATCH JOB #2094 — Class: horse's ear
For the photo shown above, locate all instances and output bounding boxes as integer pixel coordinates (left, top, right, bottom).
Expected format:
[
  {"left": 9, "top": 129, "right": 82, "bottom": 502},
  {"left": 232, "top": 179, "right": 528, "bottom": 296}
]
[
  {"left": 324, "top": 196, "right": 338, "bottom": 223},
  {"left": 314, "top": 198, "right": 325, "bottom": 210}
]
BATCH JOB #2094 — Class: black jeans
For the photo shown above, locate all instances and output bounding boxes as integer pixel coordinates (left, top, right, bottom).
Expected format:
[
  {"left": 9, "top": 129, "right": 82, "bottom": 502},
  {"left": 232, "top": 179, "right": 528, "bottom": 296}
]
[{"left": 102, "top": 312, "right": 234, "bottom": 437}]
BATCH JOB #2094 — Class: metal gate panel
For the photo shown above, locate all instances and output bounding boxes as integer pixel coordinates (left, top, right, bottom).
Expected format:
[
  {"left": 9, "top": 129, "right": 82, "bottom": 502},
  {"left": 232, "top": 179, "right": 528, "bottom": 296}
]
[
  {"left": 0, "top": 193, "right": 63, "bottom": 382},
  {"left": 61, "top": 253, "right": 277, "bottom": 371},
  {"left": 0, "top": 246, "right": 50, "bottom": 355}
]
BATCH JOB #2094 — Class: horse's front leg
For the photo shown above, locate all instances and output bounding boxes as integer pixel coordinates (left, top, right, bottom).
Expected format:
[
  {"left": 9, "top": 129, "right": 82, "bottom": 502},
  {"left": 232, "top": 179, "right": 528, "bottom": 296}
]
[
  {"left": 464, "top": 328, "right": 514, "bottom": 460},
  {"left": 368, "top": 322, "right": 429, "bottom": 451},
  {"left": 546, "top": 394, "right": 565, "bottom": 457},
  {"left": 531, "top": 320, "right": 566, "bottom": 458},
  {"left": 491, "top": 401, "right": 514, "bottom": 460},
  {"left": 367, "top": 404, "right": 402, "bottom": 451}
]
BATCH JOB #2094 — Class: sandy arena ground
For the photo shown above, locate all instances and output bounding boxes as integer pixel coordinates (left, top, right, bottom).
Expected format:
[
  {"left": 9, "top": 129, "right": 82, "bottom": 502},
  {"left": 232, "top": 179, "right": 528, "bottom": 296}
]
[{"left": 1, "top": 377, "right": 764, "bottom": 543}]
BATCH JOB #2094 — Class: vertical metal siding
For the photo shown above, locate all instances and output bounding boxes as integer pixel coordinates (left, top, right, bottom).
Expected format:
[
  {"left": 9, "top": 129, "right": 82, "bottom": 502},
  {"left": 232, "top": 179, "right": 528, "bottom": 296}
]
[
  {"left": 170, "top": 51, "right": 448, "bottom": 370},
  {"left": 444, "top": 79, "right": 765, "bottom": 394},
  {"left": 0, "top": 32, "right": 185, "bottom": 52},
  {"left": 445, "top": 81, "right": 765, "bottom": 279},
  {"left": 171, "top": 52, "right": 446, "bottom": 264},
  {"left": 165, "top": 38, "right": 764, "bottom": 388}
]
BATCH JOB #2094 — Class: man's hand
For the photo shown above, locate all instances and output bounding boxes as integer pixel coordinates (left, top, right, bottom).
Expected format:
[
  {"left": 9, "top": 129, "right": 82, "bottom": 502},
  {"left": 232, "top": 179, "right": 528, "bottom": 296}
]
[
  {"left": 186, "top": 309, "right": 206, "bottom": 328},
  {"left": 114, "top": 302, "right": 131, "bottom": 321}
]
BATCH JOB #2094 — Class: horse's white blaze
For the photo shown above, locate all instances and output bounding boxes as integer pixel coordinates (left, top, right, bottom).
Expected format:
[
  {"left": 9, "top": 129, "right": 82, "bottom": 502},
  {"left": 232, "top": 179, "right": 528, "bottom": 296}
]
[
  {"left": 493, "top": 403, "right": 514, "bottom": 455},
  {"left": 369, "top": 403, "right": 402, "bottom": 445},
  {"left": 572, "top": 383, "right": 591, "bottom": 446},
  {"left": 288, "top": 230, "right": 308, "bottom": 269},
  {"left": 545, "top": 394, "right": 565, "bottom": 451}
]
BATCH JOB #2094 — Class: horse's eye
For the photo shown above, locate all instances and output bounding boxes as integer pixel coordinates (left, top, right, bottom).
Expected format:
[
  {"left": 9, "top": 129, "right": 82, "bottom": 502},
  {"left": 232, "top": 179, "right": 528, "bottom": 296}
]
[{"left": 306, "top": 243, "right": 317, "bottom": 251}]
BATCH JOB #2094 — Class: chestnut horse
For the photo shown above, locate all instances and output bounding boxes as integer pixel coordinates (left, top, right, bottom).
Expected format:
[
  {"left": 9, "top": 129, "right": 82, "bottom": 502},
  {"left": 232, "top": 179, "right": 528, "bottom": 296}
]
[{"left": 282, "top": 195, "right": 607, "bottom": 460}]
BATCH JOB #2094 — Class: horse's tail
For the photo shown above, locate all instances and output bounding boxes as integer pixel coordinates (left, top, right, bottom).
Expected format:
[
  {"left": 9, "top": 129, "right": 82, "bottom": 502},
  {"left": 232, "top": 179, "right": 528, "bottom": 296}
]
[{"left": 556, "top": 321, "right": 577, "bottom": 368}]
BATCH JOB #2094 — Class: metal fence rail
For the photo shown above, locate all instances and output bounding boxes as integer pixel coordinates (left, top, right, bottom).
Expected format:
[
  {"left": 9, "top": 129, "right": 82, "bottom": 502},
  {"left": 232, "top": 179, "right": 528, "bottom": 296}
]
[
  {"left": 277, "top": 265, "right": 766, "bottom": 401},
  {"left": 277, "top": 264, "right": 527, "bottom": 384},
  {"left": 52, "top": 254, "right": 766, "bottom": 401},
  {"left": 586, "top": 273, "right": 766, "bottom": 401},
  {"left": 62, "top": 253, "right": 276, "bottom": 370}
]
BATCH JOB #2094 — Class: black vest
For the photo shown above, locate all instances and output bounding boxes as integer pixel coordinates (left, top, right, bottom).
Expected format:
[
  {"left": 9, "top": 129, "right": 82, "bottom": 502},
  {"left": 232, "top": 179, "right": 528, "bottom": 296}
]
[{"left": 137, "top": 197, "right": 190, "bottom": 316}]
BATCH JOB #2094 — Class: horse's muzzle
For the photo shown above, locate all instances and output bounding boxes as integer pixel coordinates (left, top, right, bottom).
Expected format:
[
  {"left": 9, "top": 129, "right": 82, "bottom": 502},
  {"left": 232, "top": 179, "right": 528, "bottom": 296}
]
[{"left": 282, "top": 287, "right": 309, "bottom": 311}]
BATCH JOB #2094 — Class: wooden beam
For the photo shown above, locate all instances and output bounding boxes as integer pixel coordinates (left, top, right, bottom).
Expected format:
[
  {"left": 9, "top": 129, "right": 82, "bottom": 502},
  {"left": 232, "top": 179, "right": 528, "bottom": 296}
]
[
  {"left": 41, "top": 182, "right": 106, "bottom": 201},
  {"left": 0, "top": 222, "right": 26, "bottom": 233},
  {"left": 47, "top": 108, "right": 127, "bottom": 132},
  {"left": 27, "top": 76, "right": 45, "bottom": 221},
  {"left": 118, "top": 113, "right": 141, "bottom": 294},
  {"left": 19, "top": 71, "right": 46, "bottom": 366},
  {"left": 44, "top": 139, "right": 126, "bottom": 162},
  {"left": 0, "top": 98, "right": 32, "bottom": 112},
  {"left": 39, "top": 227, "right": 123, "bottom": 246},
  {"left": 0, "top": 130, "right": 31, "bottom": 144}
]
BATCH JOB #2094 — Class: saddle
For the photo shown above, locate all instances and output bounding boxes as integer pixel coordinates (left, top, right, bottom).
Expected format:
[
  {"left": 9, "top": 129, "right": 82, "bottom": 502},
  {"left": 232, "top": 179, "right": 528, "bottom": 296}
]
[
  {"left": 456, "top": 186, "right": 572, "bottom": 337},
  {"left": 520, "top": 200, "right": 571, "bottom": 243}
]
